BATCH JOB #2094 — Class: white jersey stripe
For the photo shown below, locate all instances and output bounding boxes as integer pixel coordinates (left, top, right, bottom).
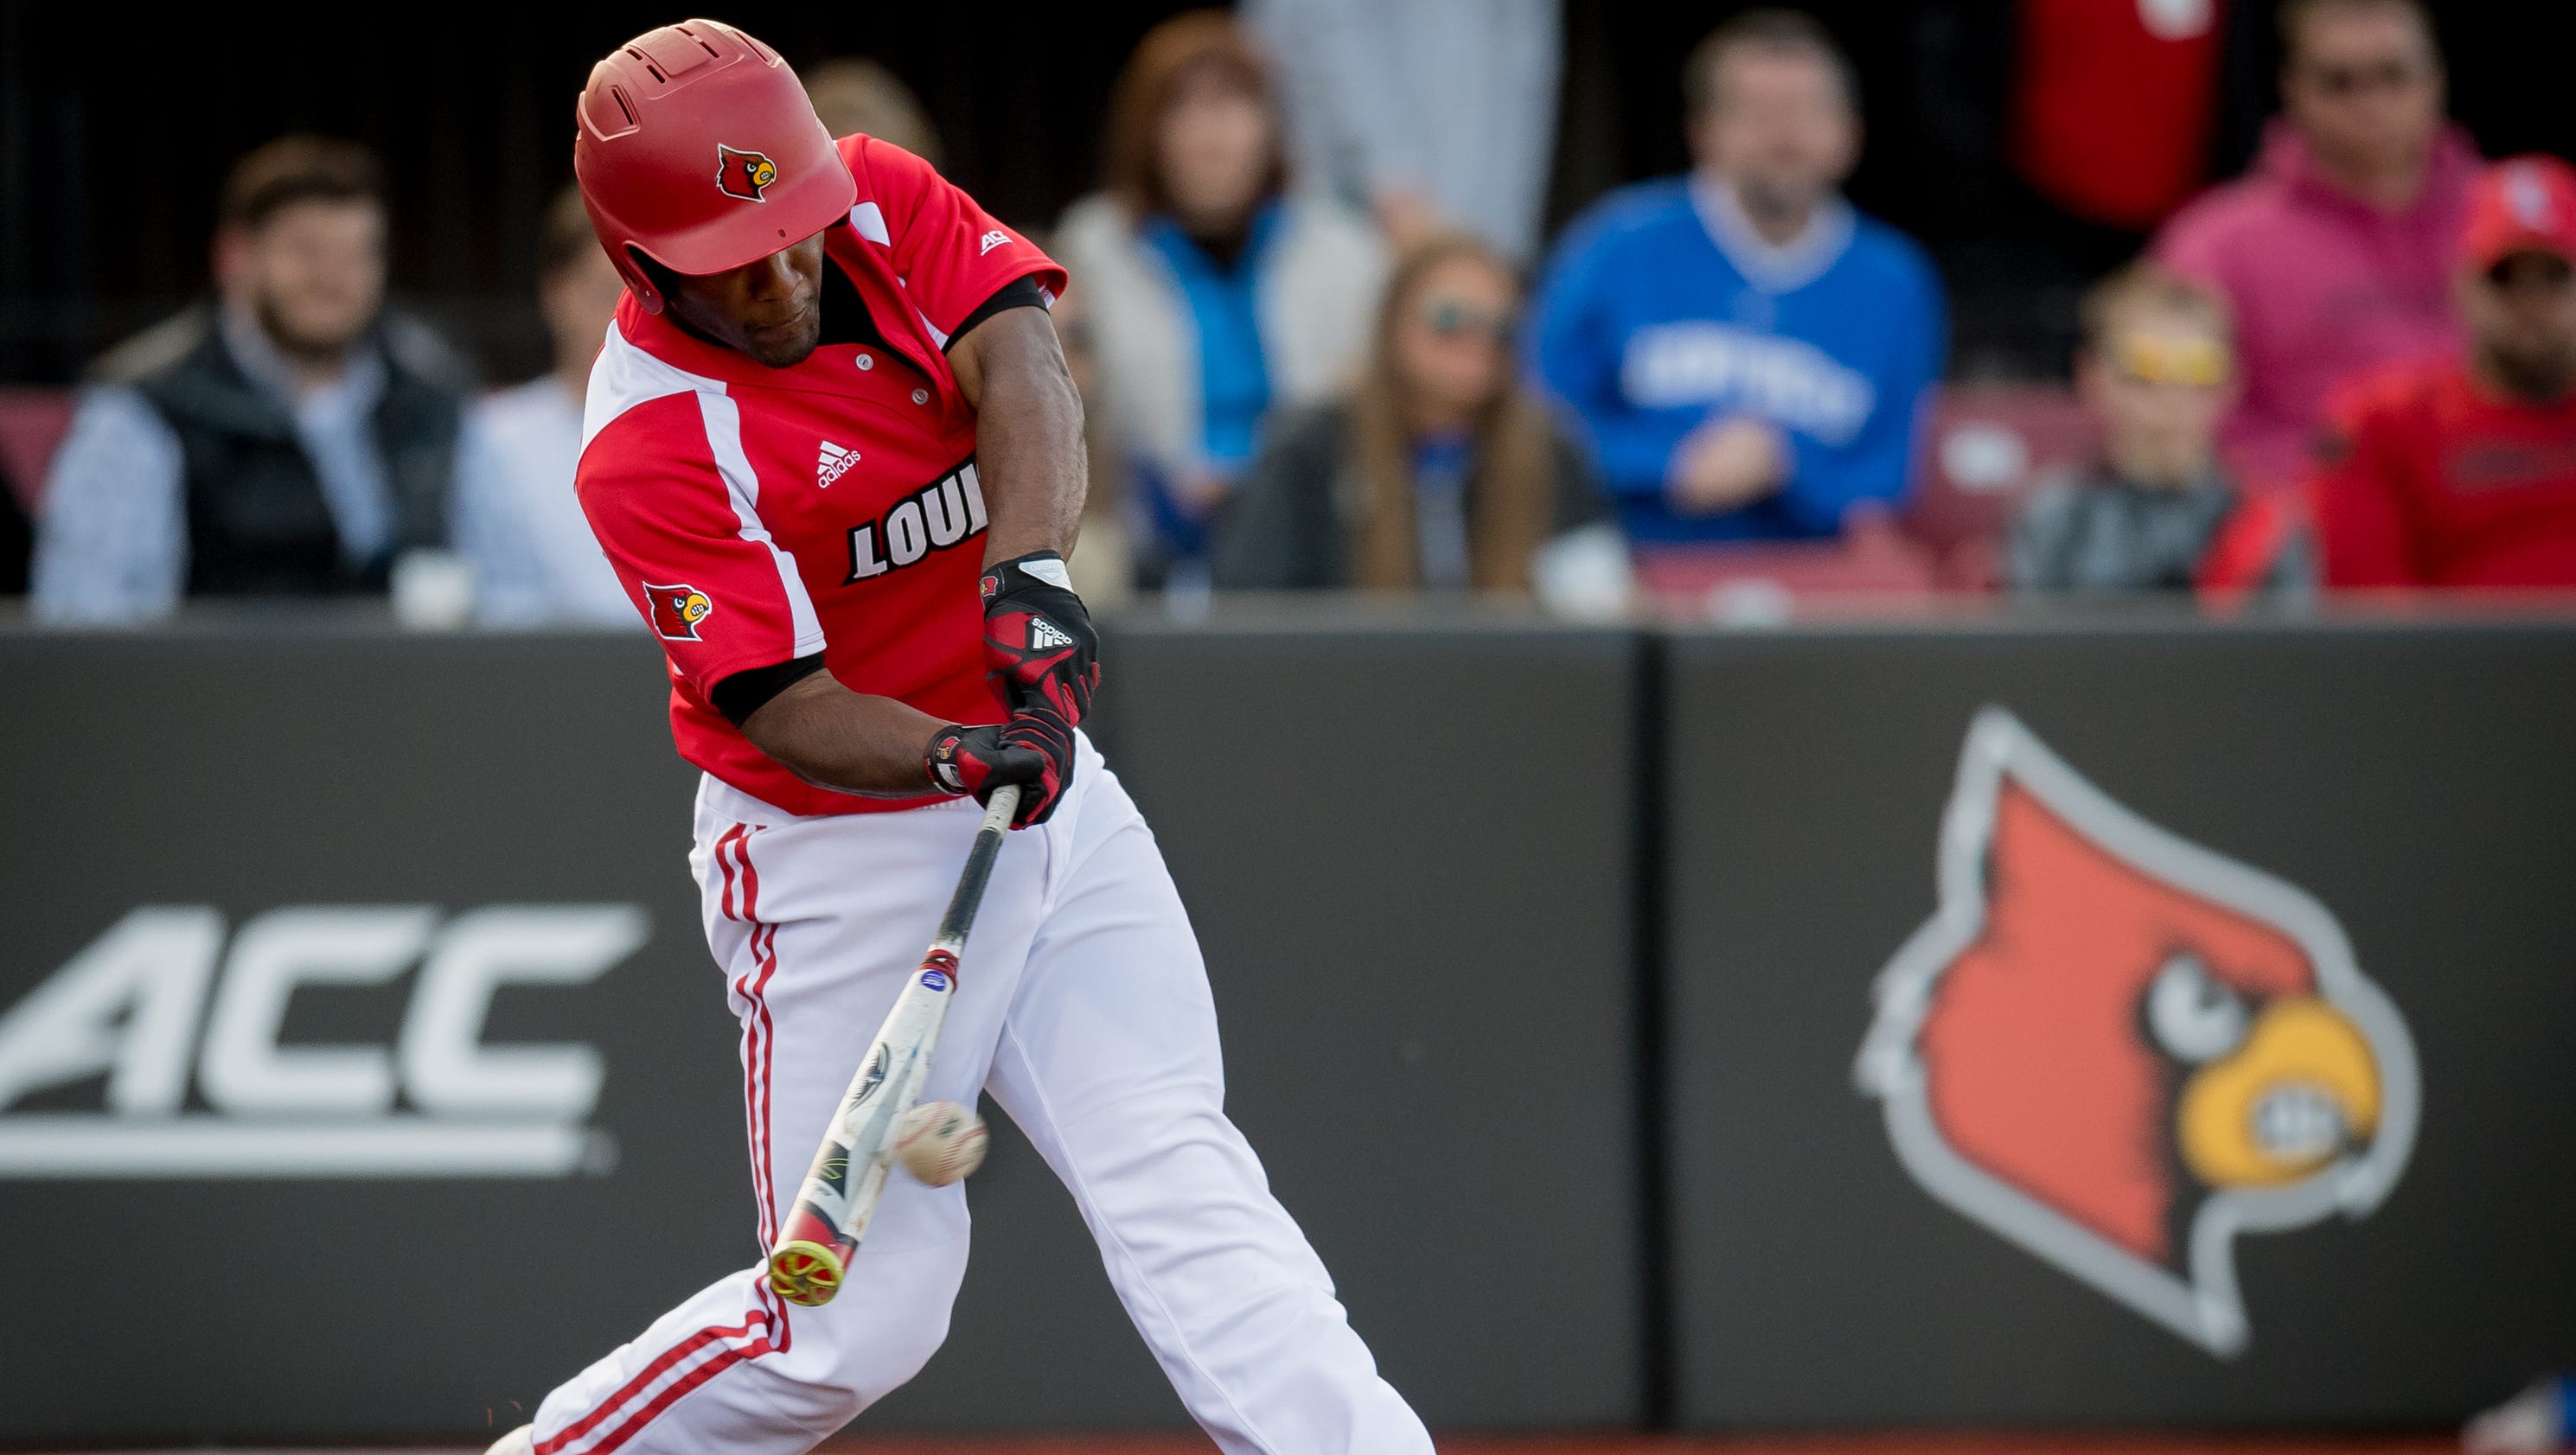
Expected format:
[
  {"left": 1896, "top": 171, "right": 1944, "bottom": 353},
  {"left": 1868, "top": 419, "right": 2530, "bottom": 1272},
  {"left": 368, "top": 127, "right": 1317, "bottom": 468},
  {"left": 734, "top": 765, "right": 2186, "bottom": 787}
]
[
  {"left": 848, "top": 201, "right": 891, "bottom": 246},
  {"left": 582, "top": 321, "right": 705, "bottom": 450},
  {"left": 698, "top": 391, "right": 827, "bottom": 658},
  {"left": 584, "top": 322, "right": 827, "bottom": 660}
]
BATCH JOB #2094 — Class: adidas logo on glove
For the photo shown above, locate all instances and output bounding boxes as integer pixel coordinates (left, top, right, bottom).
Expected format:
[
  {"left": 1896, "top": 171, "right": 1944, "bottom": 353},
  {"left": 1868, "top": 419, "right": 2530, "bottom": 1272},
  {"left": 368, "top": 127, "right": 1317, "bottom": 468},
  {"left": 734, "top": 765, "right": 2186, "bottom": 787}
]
[{"left": 1029, "top": 617, "right": 1075, "bottom": 651}]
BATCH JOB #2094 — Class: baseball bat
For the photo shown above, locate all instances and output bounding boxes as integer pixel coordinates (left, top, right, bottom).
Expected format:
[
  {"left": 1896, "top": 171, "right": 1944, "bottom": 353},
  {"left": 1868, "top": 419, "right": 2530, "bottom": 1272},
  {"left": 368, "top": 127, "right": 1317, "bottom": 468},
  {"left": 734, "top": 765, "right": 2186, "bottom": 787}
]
[{"left": 764, "top": 782, "right": 1020, "bottom": 1307}]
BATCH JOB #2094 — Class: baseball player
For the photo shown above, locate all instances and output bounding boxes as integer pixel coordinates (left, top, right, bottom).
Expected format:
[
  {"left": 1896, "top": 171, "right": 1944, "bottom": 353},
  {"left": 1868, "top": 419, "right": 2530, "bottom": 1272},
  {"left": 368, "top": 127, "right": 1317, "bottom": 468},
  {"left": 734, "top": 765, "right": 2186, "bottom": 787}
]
[{"left": 483, "top": 21, "right": 1432, "bottom": 1455}]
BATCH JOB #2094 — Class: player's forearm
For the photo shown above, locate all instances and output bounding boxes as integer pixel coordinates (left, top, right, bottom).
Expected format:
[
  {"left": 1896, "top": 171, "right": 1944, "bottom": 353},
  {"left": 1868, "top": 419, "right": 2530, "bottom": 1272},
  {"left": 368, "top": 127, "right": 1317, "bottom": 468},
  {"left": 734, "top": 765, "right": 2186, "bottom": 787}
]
[
  {"left": 739, "top": 671, "right": 948, "bottom": 798},
  {"left": 954, "top": 308, "right": 1086, "bottom": 563}
]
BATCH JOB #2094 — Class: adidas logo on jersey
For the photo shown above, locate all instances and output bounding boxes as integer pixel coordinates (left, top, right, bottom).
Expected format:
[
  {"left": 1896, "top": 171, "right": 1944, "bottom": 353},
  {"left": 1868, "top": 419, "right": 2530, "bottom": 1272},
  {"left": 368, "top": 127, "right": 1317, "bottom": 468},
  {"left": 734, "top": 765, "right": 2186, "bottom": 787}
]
[
  {"left": 1029, "top": 617, "right": 1075, "bottom": 651},
  {"left": 817, "top": 441, "right": 861, "bottom": 488}
]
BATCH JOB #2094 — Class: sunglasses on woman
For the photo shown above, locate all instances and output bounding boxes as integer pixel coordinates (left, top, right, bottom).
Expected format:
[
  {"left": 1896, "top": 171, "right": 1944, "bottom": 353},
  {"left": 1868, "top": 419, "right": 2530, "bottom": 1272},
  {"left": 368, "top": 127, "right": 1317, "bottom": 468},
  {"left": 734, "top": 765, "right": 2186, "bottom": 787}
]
[{"left": 1421, "top": 298, "right": 1515, "bottom": 342}]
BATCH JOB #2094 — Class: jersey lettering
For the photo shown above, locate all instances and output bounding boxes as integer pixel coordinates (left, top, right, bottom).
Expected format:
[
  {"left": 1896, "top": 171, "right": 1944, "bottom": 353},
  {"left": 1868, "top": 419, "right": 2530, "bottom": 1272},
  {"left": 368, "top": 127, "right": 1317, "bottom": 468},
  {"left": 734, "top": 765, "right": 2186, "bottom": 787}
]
[{"left": 847, "top": 462, "right": 989, "bottom": 583}]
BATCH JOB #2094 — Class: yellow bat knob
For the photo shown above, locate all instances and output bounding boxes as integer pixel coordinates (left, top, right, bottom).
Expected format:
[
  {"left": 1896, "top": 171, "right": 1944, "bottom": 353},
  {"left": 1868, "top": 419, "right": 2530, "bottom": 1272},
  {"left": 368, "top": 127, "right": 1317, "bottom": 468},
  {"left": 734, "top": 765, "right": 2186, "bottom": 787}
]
[{"left": 765, "top": 1240, "right": 847, "bottom": 1306}]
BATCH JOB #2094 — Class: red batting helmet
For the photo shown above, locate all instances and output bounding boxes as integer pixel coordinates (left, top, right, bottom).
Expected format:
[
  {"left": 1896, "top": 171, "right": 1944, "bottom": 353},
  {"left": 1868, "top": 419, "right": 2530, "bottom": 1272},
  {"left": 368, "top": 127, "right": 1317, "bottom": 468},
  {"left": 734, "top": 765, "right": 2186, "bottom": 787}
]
[{"left": 573, "top": 19, "right": 856, "bottom": 314}]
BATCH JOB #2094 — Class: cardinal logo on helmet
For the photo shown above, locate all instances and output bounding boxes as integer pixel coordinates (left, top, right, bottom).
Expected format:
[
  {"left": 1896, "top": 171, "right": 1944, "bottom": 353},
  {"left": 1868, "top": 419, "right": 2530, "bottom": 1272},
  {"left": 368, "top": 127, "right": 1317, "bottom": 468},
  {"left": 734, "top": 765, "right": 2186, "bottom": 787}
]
[
  {"left": 716, "top": 144, "right": 779, "bottom": 202},
  {"left": 1856, "top": 708, "right": 2419, "bottom": 1358},
  {"left": 642, "top": 582, "right": 714, "bottom": 641}
]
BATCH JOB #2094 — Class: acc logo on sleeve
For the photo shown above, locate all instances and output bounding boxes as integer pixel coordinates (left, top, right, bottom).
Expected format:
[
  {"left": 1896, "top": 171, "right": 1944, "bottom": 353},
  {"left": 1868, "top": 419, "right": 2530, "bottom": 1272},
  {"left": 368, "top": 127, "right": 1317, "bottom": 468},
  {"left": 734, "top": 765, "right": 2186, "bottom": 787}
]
[
  {"left": 643, "top": 583, "right": 714, "bottom": 641},
  {"left": 1855, "top": 707, "right": 2419, "bottom": 1357},
  {"left": 716, "top": 144, "right": 778, "bottom": 201}
]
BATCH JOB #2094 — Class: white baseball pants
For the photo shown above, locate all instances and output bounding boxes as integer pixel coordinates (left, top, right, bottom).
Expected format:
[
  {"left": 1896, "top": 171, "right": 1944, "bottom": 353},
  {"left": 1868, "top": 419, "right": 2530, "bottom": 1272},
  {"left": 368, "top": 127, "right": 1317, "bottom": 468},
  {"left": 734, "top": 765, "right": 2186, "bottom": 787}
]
[{"left": 531, "top": 737, "right": 1430, "bottom": 1455}]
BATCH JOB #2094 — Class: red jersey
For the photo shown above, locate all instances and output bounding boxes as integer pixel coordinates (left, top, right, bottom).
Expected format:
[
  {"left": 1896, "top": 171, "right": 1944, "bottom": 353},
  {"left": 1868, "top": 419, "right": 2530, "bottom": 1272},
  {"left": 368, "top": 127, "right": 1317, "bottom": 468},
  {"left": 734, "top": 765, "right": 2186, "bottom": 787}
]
[
  {"left": 2311, "top": 357, "right": 2576, "bottom": 589},
  {"left": 576, "top": 135, "right": 1067, "bottom": 816}
]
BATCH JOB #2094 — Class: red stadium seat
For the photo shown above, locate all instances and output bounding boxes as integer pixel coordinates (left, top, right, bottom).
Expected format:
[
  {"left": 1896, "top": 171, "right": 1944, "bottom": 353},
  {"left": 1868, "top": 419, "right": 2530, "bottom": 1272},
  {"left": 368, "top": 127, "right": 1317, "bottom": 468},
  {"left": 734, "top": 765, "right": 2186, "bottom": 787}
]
[
  {"left": 1906, "top": 382, "right": 2098, "bottom": 588},
  {"left": 0, "top": 387, "right": 74, "bottom": 512},
  {"left": 1633, "top": 508, "right": 1941, "bottom": 616}
]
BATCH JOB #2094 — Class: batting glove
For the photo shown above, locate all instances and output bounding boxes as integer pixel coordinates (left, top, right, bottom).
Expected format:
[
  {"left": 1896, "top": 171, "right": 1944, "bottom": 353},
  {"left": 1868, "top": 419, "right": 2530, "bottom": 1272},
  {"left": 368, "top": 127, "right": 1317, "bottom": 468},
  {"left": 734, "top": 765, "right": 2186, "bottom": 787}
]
[
  {"left": 925, "top": 710, "right": 1074, "bottom": 827},
  {"left": 981, "top": 551, "right": 1099, "bottom": 725}
]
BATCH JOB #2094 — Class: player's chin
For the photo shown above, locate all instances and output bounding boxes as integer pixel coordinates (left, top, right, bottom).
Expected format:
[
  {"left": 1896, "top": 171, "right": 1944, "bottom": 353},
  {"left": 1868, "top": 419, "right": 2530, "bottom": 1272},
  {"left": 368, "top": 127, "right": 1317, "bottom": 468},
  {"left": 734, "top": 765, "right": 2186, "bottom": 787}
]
[{"left": 743, "top": 316, "right": 822, "bottom": 370}]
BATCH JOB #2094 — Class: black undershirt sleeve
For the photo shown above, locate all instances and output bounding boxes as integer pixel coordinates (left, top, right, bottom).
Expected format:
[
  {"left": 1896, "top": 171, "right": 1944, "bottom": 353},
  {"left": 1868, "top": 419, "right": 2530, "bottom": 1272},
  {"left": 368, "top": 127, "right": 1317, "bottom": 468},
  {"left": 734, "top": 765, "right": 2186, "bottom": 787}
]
[
  {"left": 943, "top": 276, "right": 1049, "bottom": 352},
  {"left": 712, "top": 653, "right": 828, "bottom": 729}
]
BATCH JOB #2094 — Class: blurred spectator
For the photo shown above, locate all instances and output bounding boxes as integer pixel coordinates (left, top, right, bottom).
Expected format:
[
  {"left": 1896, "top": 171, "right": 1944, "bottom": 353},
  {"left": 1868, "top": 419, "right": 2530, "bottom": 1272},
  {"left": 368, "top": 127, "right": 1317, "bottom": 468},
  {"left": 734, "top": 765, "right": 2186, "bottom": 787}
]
[
  {"left": 2465, "top": 1374, "right": 2576, "bottom": 1453},
  {"left": 1216, "top": 233, "right": 1628, "bottom": 616},
  {"left": 1041, "top": 276, "right": 1137, "bottom": 611},
  {"left": 1528, "top": 10, "right": 1946, "bottom": 549},
  {"left": 1054, "top": 10, "right": 1384, "bottom": 591},
  {"left": 2009, "top": 265, "right": 2308, "bottom": 601},
  {"left": 450, "top": 186, "right": 633, "bottom": 627},
  {"left": 2152, "top": 0, "right": 2477, "bottom": 489},
  {"left": 2314, "top": 156, "right": 2576, "bottom": 589},
  {"left": 1243, "top": 0, "right": 1560, "bottom": 262},
  {"left": 33, "top": 136, "right": 469, "bottom": 623},
  {"left": 803, "top": 56, "right": 943, "bottom": 166}
]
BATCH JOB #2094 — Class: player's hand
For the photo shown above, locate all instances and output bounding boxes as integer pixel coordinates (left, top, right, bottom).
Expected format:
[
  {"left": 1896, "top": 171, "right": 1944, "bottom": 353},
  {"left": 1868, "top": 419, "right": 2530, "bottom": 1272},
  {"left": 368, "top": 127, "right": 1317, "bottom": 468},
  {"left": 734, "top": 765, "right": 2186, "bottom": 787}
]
[
  {"left": 924, "top": 710, "right": 1075, "bottom": 827},
  {"left": 1669, "top": 416, "right": 1787, "bottom": 515},
  {"left": 981, "top": 551, "right": 1099, "bottom": 725}
]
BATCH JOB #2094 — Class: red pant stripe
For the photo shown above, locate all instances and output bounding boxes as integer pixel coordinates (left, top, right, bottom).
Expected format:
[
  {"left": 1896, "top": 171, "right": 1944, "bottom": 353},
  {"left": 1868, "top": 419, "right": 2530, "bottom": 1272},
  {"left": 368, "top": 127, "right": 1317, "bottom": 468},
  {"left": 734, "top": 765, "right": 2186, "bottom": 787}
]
[
  {"left": 581, "top": 1342, "right": 754, "bottom": 1455},
  {"left": 713, "top": 824, "right": 746, "bottom": 923},
  {"left": 532, "top": 1311, "right": 770, "bottom": 1455},
  {"left": 732, "top": 826, "right": 792, "bottom": 1350},
  {"left": 529, "top": 826, "right": 787, "bottom": 1455}
]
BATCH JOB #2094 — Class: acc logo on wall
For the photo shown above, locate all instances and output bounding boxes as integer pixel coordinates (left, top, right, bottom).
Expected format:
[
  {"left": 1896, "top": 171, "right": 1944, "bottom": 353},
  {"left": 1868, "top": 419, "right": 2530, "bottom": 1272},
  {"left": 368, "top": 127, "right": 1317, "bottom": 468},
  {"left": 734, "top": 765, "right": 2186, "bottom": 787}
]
[
  {"left": 0, "top": 904, "right": 646, "bottom": 1180},
  {"left": 1855, "top": 708, "right": 2419, "bottom": 1356}
]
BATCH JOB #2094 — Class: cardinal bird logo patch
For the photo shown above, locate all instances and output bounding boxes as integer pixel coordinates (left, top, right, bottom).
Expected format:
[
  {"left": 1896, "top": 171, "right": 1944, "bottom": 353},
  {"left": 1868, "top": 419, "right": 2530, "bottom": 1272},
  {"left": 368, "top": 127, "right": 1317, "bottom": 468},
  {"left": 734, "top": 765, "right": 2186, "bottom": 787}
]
[
  {"left": 1856, "top": 708, "right": 2419, "bottom": 1357},
  {"left": 716, "top": 144, "right": 778, "bottom": 201},
  {"left": 642, "top": 583, "right": 714, "bottom": 641}
]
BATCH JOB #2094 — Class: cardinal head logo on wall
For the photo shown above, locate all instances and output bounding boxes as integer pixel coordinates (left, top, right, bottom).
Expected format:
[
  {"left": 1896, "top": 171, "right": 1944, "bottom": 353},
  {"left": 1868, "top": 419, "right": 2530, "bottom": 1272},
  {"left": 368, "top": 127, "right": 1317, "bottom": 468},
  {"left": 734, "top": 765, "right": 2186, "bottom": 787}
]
[{"left": 1856, "top": 708, "right": 2419, "bottom": 1356}]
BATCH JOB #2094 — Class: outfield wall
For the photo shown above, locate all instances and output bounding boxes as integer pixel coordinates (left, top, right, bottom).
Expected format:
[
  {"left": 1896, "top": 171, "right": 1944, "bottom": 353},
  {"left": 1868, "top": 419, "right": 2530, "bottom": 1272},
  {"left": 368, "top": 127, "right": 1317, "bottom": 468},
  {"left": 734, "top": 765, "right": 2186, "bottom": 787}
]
[{"left": 0, "top": 616, "right": 2567, "bottom": 1441}]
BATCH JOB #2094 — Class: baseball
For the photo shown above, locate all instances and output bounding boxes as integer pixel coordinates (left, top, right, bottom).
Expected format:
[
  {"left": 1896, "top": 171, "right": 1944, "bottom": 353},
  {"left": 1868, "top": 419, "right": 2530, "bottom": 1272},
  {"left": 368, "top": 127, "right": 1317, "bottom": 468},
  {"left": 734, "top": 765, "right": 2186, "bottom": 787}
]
[{"left": 893, "top": 1101, "right": 989, "bottom": 1186}]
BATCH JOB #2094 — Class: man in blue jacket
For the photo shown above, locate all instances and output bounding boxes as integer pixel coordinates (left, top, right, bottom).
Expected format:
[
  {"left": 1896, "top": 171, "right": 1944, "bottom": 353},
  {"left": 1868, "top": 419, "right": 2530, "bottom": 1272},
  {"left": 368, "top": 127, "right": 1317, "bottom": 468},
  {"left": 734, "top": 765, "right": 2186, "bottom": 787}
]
[{"left": 1529, "top": 9, "right": 1946, "bottom": 546}]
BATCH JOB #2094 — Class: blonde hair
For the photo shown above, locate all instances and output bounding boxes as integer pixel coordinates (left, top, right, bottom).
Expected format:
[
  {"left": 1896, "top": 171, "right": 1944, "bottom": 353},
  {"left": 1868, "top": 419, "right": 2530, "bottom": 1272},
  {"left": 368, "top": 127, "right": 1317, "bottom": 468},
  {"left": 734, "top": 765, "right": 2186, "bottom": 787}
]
[
  {"left": 1346, "top": 234, "right": 1556, "bottom": 594},
  {"left": 2078, "top": 262, "right": 2233, "bottom": 354}
]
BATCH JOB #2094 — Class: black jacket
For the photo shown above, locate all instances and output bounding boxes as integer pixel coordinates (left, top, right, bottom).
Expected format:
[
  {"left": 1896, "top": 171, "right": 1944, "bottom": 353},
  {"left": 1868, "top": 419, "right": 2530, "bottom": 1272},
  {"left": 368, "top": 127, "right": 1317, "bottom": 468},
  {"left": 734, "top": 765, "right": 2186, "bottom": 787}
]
[
  {"left": 2006, "top": 468, "right": 2311, "bottom": 600},
  {"left": 93, "top": 303, "right": 470, "bottom": 597},
  {"left": 0, "top": 458, "right": 29, "bottom": 596}
]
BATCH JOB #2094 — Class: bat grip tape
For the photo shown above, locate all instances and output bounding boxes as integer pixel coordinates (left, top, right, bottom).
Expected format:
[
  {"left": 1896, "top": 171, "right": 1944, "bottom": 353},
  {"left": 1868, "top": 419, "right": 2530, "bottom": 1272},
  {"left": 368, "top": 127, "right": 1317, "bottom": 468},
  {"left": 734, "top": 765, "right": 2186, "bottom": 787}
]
[{"left": 933, "top": 782, "right": 1019, "bottom": 952}]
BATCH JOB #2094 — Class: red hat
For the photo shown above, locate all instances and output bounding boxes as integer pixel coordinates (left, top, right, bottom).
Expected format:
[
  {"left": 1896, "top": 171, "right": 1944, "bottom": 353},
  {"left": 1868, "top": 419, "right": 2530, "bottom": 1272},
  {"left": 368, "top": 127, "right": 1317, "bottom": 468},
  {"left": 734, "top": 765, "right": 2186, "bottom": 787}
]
[
  {"left": 573, "top": 19, "right": 856, "bottom": 314},
  {"left": 2459, "top": 155, "right": 2576, "bottom": 272}
]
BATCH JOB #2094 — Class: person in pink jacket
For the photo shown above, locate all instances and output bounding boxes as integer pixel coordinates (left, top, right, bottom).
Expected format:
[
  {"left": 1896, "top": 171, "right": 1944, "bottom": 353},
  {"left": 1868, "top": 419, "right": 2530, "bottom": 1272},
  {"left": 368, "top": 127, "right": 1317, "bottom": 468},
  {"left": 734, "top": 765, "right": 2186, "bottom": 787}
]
[{"left": 2151, "top": 0, "right": 2477, "bottom": 489}]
